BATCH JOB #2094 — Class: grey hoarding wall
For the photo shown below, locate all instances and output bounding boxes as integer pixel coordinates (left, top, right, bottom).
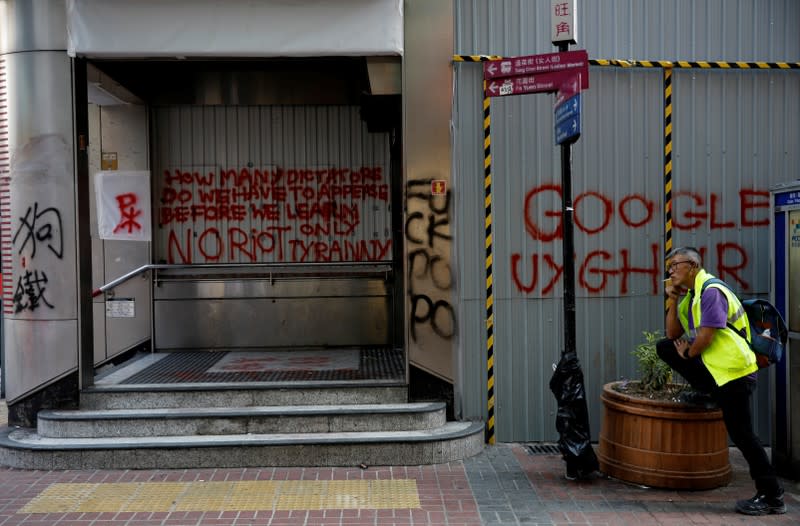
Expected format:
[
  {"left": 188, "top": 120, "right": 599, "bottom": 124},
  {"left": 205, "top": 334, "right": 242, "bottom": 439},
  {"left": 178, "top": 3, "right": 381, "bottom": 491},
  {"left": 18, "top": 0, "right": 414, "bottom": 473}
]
[{"left": 454, "top": 0, "right": 800, "bottom": 442}]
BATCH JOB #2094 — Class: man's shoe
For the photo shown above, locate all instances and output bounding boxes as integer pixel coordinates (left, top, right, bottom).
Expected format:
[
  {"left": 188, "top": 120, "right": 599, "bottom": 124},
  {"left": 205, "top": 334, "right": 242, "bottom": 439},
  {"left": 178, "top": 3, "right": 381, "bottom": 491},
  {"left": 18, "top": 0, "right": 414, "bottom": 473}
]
[
  {"left": 565, "top": 464, "right": 578, "bottom": 481},
  {"left": 735, "top": 492, "right": 786, "bottom": 515}
]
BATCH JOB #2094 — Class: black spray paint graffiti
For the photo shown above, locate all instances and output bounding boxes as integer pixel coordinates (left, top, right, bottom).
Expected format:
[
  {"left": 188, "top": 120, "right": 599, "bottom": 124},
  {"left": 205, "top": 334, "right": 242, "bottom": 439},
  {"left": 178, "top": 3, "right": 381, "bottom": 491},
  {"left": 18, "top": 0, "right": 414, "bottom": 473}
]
[
  {"left": 11, "top": 202, "right": 63, "bottom": 312},
  {"left": 13, "top": 202, "right": 64, "bottom": 259},
  {"left": 405, "top": 180, "right": 456, "bottom": 341},
  {"left": 13, "top": 269, "right": 53, "bottom": 313}
]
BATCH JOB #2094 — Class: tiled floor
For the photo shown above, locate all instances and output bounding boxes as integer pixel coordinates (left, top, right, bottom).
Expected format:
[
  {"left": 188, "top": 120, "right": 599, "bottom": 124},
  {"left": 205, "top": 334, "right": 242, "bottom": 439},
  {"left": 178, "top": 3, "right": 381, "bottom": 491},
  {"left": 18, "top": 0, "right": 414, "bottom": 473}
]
[
  {"left": 0, "top": 462, "right": 478, "bottom": 526},
  {"left": 0, "top": 432, "right": 796, "bottom": 525}
]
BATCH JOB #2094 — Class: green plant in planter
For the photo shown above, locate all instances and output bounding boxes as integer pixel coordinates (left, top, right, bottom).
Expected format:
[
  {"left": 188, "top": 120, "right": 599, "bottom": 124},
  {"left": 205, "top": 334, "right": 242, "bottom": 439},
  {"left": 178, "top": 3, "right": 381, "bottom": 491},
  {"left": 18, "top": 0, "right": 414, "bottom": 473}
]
[
  {"left": 632, "top": 330, "right": 672, "bottom": 392},
  {"left": 600, "top": 330, "right": 732, "bottom": 490}
]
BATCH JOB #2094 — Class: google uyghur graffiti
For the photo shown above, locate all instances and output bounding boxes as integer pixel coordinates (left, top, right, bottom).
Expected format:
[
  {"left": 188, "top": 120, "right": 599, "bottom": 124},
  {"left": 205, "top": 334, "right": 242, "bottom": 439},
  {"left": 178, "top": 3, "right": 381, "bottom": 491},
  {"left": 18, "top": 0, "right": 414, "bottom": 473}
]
[{"left": 512, "top": 184, "right": 769, "bottom": 295}]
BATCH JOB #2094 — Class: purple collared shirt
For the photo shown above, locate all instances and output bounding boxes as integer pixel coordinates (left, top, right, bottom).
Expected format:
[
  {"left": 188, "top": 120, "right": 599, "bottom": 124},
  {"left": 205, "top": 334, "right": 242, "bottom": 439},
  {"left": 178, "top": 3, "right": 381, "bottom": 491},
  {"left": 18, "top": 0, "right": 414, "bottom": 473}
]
[
  {"left": 688, "top": 286, "right": 757, "bottom": 380},
  {"left": 687, "top": 287, "right": 728, "bottom": 332}
]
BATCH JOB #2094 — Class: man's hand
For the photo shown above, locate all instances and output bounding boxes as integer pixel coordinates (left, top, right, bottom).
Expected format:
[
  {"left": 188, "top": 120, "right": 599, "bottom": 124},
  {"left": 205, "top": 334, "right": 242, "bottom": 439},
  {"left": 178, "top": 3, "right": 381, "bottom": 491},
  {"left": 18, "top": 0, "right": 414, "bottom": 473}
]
[
  {"left": 674, "top": 338, "right": 690, "bottom": 359},
  {"left": 665, "top": 280, "right": 688, "bottom": 339},
  {"left": 665, "top": 281, "right": 687, "bottom": 302},
  {"left": 676, "top": 327, "right": 716, "bottom": 360}
]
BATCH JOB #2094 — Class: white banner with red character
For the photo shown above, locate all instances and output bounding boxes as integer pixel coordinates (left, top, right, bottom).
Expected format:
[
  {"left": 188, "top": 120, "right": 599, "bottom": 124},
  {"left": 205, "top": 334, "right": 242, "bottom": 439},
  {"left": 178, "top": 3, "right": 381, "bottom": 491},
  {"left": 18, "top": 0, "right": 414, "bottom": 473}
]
[{"left": 95, "top": 171, "right": 151, "bottom": 241}]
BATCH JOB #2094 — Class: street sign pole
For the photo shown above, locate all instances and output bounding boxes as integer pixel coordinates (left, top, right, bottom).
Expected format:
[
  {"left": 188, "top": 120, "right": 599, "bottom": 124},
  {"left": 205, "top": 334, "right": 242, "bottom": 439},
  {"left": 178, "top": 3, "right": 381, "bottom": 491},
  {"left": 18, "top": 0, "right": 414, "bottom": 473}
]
[
  {"left": 549, "top": 0, "right": 598, "bottom": 480},
  {"left": 558, "top": 40, "right": 576, "bottom": 360}
]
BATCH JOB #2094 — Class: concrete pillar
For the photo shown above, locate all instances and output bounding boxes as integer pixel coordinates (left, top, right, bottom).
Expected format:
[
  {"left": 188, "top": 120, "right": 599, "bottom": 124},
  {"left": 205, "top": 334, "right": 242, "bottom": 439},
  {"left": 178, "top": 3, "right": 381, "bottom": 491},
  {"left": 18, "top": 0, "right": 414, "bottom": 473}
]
[{"left": 1, "top": 0, "right": 81, "bottom": 426}]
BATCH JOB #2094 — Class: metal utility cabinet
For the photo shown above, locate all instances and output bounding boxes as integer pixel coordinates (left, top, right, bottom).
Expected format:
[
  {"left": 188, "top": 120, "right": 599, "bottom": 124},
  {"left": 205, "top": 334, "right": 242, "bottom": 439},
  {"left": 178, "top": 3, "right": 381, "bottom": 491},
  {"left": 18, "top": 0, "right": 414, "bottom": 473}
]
[{"left": 770, "top": 181, "right": 800, "bottom": 479}]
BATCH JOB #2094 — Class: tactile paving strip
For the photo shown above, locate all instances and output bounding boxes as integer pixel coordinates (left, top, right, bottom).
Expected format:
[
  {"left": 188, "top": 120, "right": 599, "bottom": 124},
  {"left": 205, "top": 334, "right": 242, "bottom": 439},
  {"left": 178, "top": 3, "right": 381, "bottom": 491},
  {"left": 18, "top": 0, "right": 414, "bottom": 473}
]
[
  {"left": 19, "top": 480, "right": 421, "bottom": 513},
  {"left": 119, "top": 348, "right": 404, "bottom": 384}
]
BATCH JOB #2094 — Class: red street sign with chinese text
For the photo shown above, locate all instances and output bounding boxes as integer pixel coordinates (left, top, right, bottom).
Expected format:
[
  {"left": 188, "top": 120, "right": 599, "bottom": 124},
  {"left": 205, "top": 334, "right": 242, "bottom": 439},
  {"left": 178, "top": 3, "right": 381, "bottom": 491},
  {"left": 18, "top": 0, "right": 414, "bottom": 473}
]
[
  {"left": 554, "top": 73, "right": 582, "bottom": 107},
  {"left": 483, "top": 50, "right": 589, "bottom": 88},
  {"left": 486, "top": 69, "right": 584, "bottom": 98}
]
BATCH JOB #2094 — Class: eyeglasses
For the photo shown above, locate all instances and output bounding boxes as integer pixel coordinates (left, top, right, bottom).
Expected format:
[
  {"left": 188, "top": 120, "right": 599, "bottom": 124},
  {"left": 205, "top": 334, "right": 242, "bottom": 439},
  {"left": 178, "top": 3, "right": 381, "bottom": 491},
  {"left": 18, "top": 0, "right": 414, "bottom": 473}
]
[{"left": 668, "top": 260, "right": 693, "bottom": 272}]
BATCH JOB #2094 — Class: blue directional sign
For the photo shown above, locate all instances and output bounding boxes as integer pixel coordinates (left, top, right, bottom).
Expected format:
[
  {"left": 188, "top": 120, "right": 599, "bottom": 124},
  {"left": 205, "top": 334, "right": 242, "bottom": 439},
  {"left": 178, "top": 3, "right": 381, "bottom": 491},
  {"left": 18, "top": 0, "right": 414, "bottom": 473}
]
[
  {"left": 775, "top": 190, "right": 800, "bottom": 207},
  {"left": 555, "top": 114, "right": 580, "bottom": 145},
  {"left": 554, "top": 93, "right": 581, "bottom": 145}
]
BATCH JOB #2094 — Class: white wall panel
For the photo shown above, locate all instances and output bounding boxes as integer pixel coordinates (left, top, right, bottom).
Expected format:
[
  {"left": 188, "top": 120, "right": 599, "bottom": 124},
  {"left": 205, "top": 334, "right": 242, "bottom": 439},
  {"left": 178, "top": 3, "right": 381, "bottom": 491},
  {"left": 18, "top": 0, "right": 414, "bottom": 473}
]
[{"left": 89, "top": 104, "right": 151, "bottom": 364}]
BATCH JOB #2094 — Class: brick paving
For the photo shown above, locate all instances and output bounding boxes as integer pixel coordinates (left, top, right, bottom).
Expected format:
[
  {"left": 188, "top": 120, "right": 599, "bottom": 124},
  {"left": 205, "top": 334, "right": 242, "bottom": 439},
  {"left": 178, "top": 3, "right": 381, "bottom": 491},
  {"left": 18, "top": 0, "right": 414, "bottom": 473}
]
[{"left": 0, "top": 397, "right": 797, "bottom": 525}]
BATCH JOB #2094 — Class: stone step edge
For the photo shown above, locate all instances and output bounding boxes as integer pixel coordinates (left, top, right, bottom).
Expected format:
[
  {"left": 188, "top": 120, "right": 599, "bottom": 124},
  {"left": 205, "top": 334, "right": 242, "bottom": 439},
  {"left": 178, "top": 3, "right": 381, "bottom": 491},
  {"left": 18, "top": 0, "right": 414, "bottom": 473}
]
[
  {"left": 0, "top": 421, "right": 484, "bottom": 451},
  {"left": 83, "top": 381, "right": 407, "bottom": 393},
  {"left": 39, "top": 402, "right": 445, "bottom": 421}
]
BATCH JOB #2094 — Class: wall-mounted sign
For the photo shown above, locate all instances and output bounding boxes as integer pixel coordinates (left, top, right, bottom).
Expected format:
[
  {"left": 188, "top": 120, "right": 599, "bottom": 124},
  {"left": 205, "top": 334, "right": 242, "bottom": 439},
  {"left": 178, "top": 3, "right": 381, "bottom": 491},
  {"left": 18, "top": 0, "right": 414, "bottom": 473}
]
[
  {"left": 431, "top": 179, "right": 447, "bottom": 195},
  {"left": 106, "top": 299, "right": 135, "bottom": 318},
  {"left": 776, "top": 190, "right": 800, "bottom": 207},
  {"left": 101, "top": 152, "right": 118, "bottom": 170}
]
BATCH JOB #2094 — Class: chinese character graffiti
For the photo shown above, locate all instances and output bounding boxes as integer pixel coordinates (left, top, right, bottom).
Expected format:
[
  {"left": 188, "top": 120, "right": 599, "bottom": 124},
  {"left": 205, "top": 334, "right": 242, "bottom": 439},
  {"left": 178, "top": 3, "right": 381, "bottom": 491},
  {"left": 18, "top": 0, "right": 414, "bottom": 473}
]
[
  {"left": 11, "top": 202, "right": 63, "bottom": 312},
  {"left": 12, "top": 202, "right": 63, "bottom": 259},
  {"left": 13, "top": 268, "right": 53, "bottom": 312},
  {"left": 112, "top": 192, "right": 143, "bottom": 234}
]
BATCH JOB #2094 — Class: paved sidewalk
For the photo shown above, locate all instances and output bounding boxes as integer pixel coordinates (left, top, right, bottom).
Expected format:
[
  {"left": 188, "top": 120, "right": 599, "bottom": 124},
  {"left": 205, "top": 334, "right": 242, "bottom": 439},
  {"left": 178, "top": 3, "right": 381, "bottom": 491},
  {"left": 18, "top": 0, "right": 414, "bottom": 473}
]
[{"left": 0, "top": 411, "right": 796, "bottom": 526}]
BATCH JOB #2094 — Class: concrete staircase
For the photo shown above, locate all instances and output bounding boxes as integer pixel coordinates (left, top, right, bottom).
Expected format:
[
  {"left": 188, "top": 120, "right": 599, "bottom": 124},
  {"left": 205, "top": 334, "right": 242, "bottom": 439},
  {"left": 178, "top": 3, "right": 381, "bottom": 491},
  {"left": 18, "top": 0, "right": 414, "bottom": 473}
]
[{"left": 0, "top": 384, "right": 484, "bottom": 470}]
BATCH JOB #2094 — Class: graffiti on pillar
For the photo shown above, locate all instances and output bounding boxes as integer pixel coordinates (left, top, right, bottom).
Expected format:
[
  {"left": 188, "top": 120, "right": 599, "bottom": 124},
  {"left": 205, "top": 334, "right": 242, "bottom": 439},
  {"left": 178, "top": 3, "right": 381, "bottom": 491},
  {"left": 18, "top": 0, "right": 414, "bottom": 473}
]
[
  {"left": 511, "top": 184, "right": 770, "bottom": 295},
  {"left": 11, "top": 201, "right": 62, "bottom": 312},
  {"left": 12, "top": 202, "right": 64, "bottom": 259},
  {"left": 13, "top": 268, "right": 53, "bottom": 312},
  {"left": 405, "top": 179, "right": 455, "bottom": 341}
]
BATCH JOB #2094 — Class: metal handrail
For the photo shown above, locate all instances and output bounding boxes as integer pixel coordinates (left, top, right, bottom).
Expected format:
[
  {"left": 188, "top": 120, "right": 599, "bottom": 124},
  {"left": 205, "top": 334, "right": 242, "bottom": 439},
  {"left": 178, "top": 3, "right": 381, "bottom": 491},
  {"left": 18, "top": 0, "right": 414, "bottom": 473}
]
[
  {"left": 92, "top": 263, "right": 157, "bottom": 297},
  {"left": 92, "top": 262, "right": 393, "bottom": 297}
]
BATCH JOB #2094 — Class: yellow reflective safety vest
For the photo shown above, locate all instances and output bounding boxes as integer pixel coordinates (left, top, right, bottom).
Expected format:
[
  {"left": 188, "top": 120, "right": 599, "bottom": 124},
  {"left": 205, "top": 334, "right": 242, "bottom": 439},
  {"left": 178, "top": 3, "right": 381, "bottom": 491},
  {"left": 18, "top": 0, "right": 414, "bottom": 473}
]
[{"left": 677, "top": 269, "right": 758, "bottom": 386}]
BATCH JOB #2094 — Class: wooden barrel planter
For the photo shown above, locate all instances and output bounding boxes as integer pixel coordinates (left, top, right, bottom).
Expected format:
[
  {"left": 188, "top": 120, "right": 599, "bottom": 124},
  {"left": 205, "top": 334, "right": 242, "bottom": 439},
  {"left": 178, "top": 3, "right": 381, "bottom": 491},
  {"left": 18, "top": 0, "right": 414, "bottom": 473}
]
[{"left": 598, "top": 382, "right": 731, "bottom": 490}]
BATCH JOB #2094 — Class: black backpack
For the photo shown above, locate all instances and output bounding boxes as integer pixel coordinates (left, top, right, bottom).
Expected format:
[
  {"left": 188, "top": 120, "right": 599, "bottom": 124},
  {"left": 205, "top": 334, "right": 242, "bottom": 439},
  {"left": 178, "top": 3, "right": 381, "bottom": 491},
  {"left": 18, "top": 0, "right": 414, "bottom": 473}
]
[{"left": 700, "top": 278, "right": 788, "bottom": 368}]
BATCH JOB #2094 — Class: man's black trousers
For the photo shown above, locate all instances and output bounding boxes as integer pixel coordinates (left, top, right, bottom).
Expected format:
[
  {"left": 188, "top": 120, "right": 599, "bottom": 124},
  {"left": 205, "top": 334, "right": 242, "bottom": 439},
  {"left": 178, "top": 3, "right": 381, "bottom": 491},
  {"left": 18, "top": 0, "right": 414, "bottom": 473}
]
[{"left": 655, "top": 338, "right": 781, "bottom": 496}]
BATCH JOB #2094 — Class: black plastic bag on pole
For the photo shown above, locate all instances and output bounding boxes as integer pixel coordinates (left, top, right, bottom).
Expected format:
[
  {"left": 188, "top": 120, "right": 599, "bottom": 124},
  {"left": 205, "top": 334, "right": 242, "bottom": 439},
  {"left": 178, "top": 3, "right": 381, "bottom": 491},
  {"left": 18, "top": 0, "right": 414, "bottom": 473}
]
[{"left": 549, "top": 350, "right": 599, "bottom": 480}]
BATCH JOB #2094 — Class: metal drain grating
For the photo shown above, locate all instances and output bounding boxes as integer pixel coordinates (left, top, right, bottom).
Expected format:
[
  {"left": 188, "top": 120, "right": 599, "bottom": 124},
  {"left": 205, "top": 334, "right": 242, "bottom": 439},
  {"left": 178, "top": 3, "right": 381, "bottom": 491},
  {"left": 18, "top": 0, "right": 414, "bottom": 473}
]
[
  {"left": 119, "top": 348, "right": 404, "bottom": 384},
  {"left": 525, "top": 443, "right": 561, "bottom": 455}
]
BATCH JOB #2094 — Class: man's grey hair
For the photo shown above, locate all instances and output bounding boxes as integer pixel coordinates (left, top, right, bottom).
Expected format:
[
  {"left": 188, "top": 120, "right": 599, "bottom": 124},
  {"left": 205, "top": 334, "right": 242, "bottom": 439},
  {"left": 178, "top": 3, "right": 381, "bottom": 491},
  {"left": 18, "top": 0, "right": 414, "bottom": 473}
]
[{"left": 667, "top": 246, "right": 702, "bottom": 266}]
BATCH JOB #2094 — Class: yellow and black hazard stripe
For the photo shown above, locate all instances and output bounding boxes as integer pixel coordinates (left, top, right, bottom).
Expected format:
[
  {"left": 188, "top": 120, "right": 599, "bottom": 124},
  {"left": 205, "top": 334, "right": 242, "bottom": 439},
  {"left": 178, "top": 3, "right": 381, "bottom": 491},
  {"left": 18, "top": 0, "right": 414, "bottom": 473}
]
[
  {"left": 456, "top": 56, "right": 800, "bottom": 69},
  {"left": 482, "top": 80, "right": 496, "bottom": 445},
  {"left": 590, "top": 59, "right": 800, "bottom": 69},
  {"left": 454, "top": 54, "right": 499, "bottom": 444},
  {"left": 663, "top": 66, "right": 673, "bottom": 308},
  {"left": 453, "top": 55, "right": 503, "bottom": 62}
]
